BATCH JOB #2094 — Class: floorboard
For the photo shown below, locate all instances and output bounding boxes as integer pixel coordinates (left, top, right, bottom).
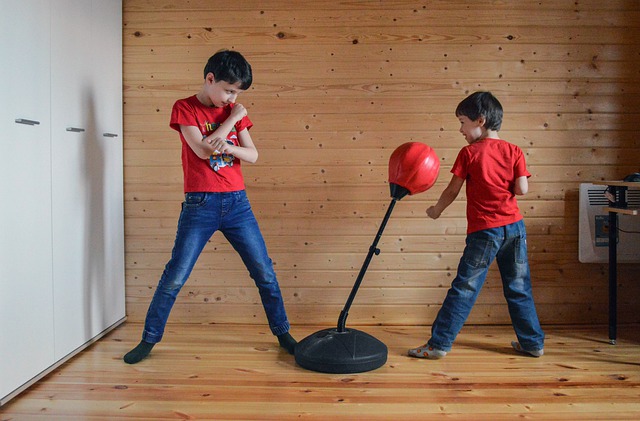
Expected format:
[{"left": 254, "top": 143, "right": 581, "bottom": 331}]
[{"left": 1, "top": 323, "right": 639, "bottom": 420}]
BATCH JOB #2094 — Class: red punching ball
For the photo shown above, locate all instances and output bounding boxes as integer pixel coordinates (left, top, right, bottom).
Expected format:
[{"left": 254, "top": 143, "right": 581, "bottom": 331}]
[{"left": 388, "top": 142, "right": 440, "bottom": 199}]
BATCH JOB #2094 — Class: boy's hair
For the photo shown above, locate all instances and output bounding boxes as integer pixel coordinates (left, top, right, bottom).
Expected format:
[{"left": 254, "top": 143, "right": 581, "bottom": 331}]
[
  {"left": 455, "top": 91, "right": 503, "bottom": 131},
  {"left": 204, "top": 50, "right": 252, "bottom": 90}
]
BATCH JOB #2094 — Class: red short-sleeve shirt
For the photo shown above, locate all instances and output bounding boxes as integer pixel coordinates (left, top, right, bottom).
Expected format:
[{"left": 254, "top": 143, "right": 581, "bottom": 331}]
[
  {"left": 451, "top": 138, "right": 530, "bottom": 234},
  {"left": 170, "top": 95, "right": 253, "bottom": 193}
]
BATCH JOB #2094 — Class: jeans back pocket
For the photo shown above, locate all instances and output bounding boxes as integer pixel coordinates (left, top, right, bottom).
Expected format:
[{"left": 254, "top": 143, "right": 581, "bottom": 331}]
[{"left": 462, "top": 238, "right": 494, "bottom": 269}]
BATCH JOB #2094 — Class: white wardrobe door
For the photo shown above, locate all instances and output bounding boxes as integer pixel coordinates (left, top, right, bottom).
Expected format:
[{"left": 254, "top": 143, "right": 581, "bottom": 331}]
[
  {"left": 50, "top": 0, "right": 97, "bottom": 360},
  {"left": 90, "top": 0, "right": 126, "bottom": 330},
  {"left": 0, "top": 0, "right": 55, "bottom": 399},
  {"left": 50, "top": 0, "right": 125, "bottom": 360}
]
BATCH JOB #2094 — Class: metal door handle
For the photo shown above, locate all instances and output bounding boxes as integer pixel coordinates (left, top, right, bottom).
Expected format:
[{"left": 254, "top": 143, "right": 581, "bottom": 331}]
[{"left": 15, "top": 118, "right": 40, "bottom": 126}]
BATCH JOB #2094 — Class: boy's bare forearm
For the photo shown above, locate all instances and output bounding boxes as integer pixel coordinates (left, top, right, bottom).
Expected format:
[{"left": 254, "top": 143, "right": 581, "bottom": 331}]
[
  {"left": 427, "top": 176, "right": 463, "bottom": 219},
  {"left": 209, "top": 137, "right": 258, "bottom": 163},
  {"left": 203, "top": 119, "right": 237, "bottom": 144},
  {"left": 428, "top": 190, "right": 456, "bottom": 218}
]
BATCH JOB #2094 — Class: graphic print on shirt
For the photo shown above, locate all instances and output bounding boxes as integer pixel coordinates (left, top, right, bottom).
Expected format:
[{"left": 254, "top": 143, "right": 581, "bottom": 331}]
[{"left": 204, "top": 121, "right": 237, "bottom": 172}]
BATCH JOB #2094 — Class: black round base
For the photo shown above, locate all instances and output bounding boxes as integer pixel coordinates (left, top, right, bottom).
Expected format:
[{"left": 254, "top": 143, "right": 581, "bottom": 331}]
[{"left": 295, "top": 328, "right": 388, "bottom": 373}]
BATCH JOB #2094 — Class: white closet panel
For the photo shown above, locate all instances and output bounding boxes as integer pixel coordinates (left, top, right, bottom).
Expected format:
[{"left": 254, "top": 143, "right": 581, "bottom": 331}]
[
  {"left": 0, "top": 0, "right": 55, "bottom": 400},
  {"left": 91, "top": 0, "right": 126, "bottom": 331},
  {"left": 50, "top": 0, "right": 125, "bottom": 360},
  {"left": 51, "top": 0, "right": 97, "bottom": 359}
]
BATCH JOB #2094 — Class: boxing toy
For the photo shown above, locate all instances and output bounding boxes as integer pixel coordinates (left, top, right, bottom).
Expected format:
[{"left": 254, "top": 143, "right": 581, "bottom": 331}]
[{"left": 295, "top": 142, "right": 440, "bottom": 373}]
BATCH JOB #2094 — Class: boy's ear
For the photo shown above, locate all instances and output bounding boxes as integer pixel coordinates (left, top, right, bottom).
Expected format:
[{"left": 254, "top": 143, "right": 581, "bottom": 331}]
[
  {"left": 205, "top": 72, "right": 216, "bottom": 83},
  {"left": 476, "top": 116, "right": 486, "bottom": 127}
]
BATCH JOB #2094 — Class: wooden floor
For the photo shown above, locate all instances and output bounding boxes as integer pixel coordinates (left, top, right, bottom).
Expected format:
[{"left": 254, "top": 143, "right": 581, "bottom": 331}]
[{"left": 1, "top": 323, "right": 639, "bottom": 420}]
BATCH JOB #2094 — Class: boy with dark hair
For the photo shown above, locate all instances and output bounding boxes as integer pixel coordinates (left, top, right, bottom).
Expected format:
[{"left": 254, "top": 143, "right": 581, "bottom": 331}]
[
  {"left": 409, "top": 91, "right": 544, "bottom": 360},
  {"left": 124, "top": 50, "right": 296, "bottom": 364}
]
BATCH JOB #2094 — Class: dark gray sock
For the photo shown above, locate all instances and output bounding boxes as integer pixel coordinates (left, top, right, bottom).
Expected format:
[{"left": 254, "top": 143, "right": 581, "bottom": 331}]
[
  {"left": 123, "top": 340, "right": 155, "bottom": 364},
  {"left": 277, "top": 332, "right": 297, "bottom": 355}
]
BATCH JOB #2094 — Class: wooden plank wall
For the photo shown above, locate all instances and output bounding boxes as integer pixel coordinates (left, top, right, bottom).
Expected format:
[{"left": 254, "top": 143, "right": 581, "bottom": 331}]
[{"left": 123, "top": 0, "right": 640, "bottom": 327}]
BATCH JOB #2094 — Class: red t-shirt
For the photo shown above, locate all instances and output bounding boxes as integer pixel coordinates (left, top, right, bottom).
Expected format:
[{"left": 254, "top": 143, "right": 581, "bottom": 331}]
[
  {"left": 169, "top": 95, "right": 253, "bottom": 193},
  {"left": 451, "top": 138, "right": 530, "bottom": 234}
]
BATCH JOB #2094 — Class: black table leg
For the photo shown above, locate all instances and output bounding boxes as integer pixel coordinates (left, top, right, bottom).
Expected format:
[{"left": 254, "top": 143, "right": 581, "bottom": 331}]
[{"left": 608, "top": 207, "right": 617, "bottom": 345}]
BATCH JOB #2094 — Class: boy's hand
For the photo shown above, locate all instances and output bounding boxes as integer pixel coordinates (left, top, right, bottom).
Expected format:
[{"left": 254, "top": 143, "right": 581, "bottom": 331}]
[
  {"left": 208, "top": 136, "right": 233, "bottom": 155},
  {"left": 426, "top": 206, "right": 441, "bottom": 219},
  {"left": 230, "top": 103, "right": 247, "bottom": 122}
]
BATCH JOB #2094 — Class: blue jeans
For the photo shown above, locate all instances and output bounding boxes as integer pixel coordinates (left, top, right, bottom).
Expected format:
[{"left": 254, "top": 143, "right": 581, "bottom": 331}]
[
  {"left": 428, "top": 220, "right": 544, "bottom": 352},
  {"left": 142, "top": 191, "right": 290, "bottom": 343}
]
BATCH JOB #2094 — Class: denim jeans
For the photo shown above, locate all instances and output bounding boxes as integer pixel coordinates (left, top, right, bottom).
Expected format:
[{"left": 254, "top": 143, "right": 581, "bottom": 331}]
[
  {"left": 428, "top": 220, "right": 544, "bottom": 352},
  {"left": 142, "top": 191, "right": 290, "bottom": 343}
]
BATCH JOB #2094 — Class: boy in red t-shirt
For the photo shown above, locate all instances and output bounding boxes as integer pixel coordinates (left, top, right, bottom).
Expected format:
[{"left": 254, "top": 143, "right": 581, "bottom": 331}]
[
  {"left": 409, "top": 92, "right": 544, "bottom": 359},
  {"left": 124, "top": 50, "right": 296, "bottom": 364}
]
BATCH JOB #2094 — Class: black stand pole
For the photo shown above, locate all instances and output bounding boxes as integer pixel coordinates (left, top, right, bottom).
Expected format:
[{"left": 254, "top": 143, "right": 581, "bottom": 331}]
[
  {"left": 608, "top": 205, "right": 617, "bottom": 345},
  {"left": 337, "top": 198, "right": 397, "bottom": 332},
  {"left": 606, "top": 185, "right": 627, "bottom": 345}
]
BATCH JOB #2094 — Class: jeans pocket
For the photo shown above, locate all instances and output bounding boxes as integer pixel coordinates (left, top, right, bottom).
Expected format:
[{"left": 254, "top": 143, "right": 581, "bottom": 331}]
[
  {"left": 183, "top": 192, "right": 206, "bottom": 208},
  {"left": 462, "top": 238, "right": 493, "bottom": 268}
]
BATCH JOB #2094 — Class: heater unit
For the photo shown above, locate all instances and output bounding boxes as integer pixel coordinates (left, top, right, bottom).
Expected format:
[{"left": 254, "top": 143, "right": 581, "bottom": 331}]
[{"left": 578, "top": 183, "right": 640, "bottom": 263}]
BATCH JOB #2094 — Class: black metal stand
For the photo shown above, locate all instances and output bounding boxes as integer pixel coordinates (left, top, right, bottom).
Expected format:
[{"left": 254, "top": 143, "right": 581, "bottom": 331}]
[
  {"left": 606, "top": 185, "right": 628, "bottom": 345},
  {"left": 295, "top": 185, "right": 410, "bottom": 373},
  {"left": 337, "top": 198, "right": 397, "bottom": 332}
]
